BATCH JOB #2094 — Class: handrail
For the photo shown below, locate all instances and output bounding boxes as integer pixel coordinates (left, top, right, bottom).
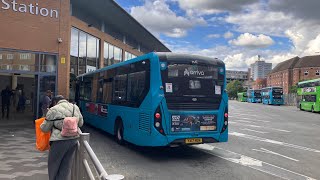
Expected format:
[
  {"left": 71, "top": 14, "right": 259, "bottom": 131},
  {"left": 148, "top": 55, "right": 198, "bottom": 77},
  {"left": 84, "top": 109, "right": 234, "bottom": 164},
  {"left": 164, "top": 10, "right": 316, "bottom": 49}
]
[{"left": 71, "top": 128, "right": 124, "bottom": 180}]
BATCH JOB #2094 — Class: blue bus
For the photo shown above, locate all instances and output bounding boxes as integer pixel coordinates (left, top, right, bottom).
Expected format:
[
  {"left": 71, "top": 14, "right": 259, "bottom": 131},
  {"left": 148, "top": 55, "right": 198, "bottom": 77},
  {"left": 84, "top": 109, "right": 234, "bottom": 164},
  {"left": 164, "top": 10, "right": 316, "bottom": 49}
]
[
  {"left": 261, "top": 87, "right": 284, "bottom": 105},
  {"left": 247, "top": 89, "right": 262, "bottom": 103},
  {"left": 76, "top": 52, "right": 228, "bottom": 147}
]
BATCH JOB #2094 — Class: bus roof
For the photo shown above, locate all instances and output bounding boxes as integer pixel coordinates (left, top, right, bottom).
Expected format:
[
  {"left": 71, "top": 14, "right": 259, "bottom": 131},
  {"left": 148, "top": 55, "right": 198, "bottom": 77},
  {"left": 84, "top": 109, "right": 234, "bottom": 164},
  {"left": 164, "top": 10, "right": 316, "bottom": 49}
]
[
  {"left": 156, "top": 52, "right": 224, "bottom": 66},
  {"left": 261, "top": 86, "right": 282, "bottom": 90},
  {"left": 298, "top": 78, "right": 320, "bottom": 85},
  {"left": 77, "top": 52, "right": 225, "bottom": 78}
]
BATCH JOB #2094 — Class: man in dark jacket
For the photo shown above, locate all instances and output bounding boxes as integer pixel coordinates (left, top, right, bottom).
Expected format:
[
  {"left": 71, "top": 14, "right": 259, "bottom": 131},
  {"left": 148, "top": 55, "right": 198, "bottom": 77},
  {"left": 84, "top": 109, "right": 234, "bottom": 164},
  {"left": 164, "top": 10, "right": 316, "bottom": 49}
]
[{"left": 1, "top": 86, "right": 13, "bottom": 119}]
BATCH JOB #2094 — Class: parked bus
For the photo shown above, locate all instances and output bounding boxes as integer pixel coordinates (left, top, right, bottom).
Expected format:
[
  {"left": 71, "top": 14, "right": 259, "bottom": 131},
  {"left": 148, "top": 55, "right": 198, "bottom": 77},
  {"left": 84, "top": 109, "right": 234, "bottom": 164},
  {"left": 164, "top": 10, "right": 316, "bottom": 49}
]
[
  {"left": 76, "top": 52, "right": 228, "bottom": 147},
  {"left": 237, "top": 92, "right": 247, "bottom": 102},
  {"left": 247, "top": 89, "right": 262, "bottom": 103},
  {"left": 297, "top": 78, "right": 320, "bottom": 112},
  {"left": 261, "top": 87, "right": 284, "bottom": 105}
]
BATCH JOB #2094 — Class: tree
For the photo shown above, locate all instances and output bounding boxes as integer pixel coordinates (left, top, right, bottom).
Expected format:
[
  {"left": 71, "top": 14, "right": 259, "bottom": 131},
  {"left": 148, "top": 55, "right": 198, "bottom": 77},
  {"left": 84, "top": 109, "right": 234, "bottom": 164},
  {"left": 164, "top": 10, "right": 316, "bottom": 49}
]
[
  {"left": 226, "top": 80, "right": 244, "bottom": 99},
  {"left": 289, "top": 85, "right": 297, "bottom": 93}
]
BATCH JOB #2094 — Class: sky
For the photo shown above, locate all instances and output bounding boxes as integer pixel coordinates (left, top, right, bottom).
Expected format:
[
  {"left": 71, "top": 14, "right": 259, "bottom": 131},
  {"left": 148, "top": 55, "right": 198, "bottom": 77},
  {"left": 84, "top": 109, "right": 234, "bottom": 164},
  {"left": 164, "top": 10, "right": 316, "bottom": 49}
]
[{"left": 115, "top": 0, "right": 320, "bottom": 71}]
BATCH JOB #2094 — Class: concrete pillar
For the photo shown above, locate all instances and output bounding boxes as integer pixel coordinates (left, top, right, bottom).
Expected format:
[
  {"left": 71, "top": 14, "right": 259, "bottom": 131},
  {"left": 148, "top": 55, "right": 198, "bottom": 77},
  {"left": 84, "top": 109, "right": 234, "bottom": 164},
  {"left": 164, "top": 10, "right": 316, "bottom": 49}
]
[{"left": 12, "top": 74, "right": 17, "bottom": 90}]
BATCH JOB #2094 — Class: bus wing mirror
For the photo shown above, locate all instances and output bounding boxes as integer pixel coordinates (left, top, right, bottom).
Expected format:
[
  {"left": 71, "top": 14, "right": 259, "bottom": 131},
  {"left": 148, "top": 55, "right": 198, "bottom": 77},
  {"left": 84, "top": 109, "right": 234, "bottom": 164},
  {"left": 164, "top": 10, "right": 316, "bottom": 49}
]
[{"left": 160, "top": 86, "right": 164, "bottom": 90}]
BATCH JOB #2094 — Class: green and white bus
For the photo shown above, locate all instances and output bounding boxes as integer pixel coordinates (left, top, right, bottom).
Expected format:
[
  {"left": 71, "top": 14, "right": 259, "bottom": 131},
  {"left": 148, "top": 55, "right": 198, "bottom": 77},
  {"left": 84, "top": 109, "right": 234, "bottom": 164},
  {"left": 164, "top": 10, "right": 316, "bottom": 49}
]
[
  {"left": 237, "top": 92, "right": 247, "bottom": 102},
  {"left": 297, "top": 78, "right": 320, "bottom": 112}
]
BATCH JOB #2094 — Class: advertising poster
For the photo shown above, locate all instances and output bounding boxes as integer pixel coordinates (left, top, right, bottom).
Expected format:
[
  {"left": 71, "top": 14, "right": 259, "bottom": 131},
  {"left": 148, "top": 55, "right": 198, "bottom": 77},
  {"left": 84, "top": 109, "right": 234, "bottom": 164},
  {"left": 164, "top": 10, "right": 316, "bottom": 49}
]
[{"left": 171, "top": 114, "right": 217, "bottom": 132}]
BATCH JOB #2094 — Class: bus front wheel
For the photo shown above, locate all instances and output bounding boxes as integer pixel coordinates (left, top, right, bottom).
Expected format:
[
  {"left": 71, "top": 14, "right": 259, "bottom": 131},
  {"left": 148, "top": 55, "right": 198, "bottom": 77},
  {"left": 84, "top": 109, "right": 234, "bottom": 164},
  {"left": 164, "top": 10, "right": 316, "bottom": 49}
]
[
  {"left": 300, "top": 104, "right": 303, "bottom": 111},
  {"left": 115, "top": 119, "right": 125, "bottom": 145},
  {"left": 312, "top": 106, "right": 315, "bottom": 113}
]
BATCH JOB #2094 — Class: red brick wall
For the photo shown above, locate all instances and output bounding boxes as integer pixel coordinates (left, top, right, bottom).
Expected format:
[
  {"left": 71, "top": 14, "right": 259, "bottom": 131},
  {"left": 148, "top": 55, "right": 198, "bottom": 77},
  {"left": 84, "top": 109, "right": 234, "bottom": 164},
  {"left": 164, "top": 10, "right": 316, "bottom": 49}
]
[{"left": 0, "top": 0, "right": 62, "bottom": 53}]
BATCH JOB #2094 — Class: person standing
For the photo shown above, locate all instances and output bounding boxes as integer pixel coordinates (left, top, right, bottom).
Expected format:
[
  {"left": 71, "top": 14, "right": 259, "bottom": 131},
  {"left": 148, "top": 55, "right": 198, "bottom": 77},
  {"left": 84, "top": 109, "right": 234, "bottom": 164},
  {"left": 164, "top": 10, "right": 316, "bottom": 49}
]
[
  {"left": 41, "top": 90, "right": 52, "bottom": 117},
  {"left": 1, "top": 86, "right": 13, "bottom": 119},
  {"left": 40, "top": 95, "right": 83, "bottom": 180}
]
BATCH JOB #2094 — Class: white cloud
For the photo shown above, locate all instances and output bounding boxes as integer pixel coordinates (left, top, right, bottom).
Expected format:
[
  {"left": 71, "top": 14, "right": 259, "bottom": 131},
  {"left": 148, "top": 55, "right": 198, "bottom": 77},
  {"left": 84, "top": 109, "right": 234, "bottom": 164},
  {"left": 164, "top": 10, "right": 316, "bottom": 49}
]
[
  {"left": 175, "top": 0, "right": 259, "bottom": 15},
  {"left": 224, "top": 31, "right": 234, "bottom": 39},
  {"left": 229, "top": 33, "right": 274, "bottom": 48},
  {"left": 225, "top": 10, "right": 295, "bottom": 37},
  {"left": 303, "top": 34, "right": 320, "bottom": 55},
  {"left": 130, "top": 0, "right": 205, "bottom": 38},
  {"left": 207, "top": 34, "right": 221, "bottom": 38}
]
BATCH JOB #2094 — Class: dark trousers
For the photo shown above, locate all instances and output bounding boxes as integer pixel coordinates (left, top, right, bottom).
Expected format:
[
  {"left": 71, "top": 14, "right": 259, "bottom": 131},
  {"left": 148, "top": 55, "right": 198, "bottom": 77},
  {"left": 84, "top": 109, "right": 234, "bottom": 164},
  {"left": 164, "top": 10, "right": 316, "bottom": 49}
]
[
  {"left": 2, "top": 103, "right": 10, "bottom": 118},
  {"left": 48, "top": 139, "right": 78, "bottom": 180}
]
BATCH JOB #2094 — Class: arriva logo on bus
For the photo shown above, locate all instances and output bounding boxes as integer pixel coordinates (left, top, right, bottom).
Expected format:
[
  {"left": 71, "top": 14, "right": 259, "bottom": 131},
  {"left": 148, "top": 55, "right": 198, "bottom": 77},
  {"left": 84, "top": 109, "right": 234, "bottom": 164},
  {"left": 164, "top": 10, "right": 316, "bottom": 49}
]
[{"left": 1, "top": 0, "right": 59, "bottom": 19}]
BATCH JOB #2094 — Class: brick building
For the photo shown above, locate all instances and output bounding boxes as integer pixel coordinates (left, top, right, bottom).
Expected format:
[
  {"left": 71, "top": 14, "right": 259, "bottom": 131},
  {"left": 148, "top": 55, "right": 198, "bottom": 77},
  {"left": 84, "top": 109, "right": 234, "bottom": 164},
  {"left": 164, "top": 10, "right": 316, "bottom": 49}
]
[
  {"left": 267, "top": 55, "right": 320, "bottom": 94},
  {"left": 0, "top": 0, "right": 169, "bottom": 118}
]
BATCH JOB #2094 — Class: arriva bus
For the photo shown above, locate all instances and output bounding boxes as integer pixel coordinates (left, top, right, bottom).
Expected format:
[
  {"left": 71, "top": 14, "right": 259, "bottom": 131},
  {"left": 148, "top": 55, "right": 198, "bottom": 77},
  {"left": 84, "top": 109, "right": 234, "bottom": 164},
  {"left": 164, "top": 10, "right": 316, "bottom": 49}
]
[
  {"left": 261, "top": 87, "right": 284, "bottom": 105},
  {"left": 237, "top": 92, "right": 247, "bottom": 102},
  {"left": 297, "top": 78, "right": 320, "bottom": 112},
  {"left": 76, "top": 52, "right": 228, "bottom": 147},
  {"left": 247, "top": 89, "right": 262, "bottom": 103}
]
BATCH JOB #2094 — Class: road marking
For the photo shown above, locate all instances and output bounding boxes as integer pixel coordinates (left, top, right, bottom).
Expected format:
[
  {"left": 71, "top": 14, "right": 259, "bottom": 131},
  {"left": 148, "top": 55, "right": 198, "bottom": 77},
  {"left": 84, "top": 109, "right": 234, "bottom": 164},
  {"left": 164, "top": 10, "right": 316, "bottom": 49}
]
[
  {"left": 238, "top": 117, "right": 270, "bottom": 123},
  {"left": 241, "top": 128, "right": 269, "bottom": 134},
  {"left": 252, "top": 148, "right": 299, "bottom": 162},
  {"left": 193, "top": 144, "right": 316, "bottom": 180},
  {"left": 229, "top": 122, "right": 291, "bottom": 133},
  {"left": 229, "top": 132, "right": 320, "bottom": 153},
  {"left": 234, "top": 120, "right": 255, "bottom": 123}
]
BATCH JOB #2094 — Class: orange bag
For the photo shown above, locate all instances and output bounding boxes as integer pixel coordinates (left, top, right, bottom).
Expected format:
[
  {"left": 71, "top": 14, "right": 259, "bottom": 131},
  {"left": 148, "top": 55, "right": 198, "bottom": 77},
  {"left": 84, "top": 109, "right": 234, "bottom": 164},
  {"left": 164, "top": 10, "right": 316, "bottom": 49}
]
[{"left": 35, "top": 117, "right": 51, "bottom": 151}]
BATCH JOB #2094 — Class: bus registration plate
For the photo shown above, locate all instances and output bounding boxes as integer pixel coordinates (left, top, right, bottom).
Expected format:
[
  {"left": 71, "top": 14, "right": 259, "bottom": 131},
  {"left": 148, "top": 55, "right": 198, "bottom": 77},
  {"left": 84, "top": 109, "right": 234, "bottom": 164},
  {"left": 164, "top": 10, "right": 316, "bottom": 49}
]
[{"left": 185, "top": 138, "right": 202, "bottom": 144}]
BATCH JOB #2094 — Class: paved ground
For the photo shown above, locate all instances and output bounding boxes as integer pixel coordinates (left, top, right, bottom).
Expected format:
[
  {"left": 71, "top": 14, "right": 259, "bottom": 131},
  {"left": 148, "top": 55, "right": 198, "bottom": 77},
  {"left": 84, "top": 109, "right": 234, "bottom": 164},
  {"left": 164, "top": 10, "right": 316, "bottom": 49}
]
[
  {"left": 0, "top": 101, "right": 319, "bottom": 179},
  {"left": 84, "top": 101, "right": 320, "bottom": 180},
  {"left": 0, "top": 123, "right": 48, "bottom": 180}
]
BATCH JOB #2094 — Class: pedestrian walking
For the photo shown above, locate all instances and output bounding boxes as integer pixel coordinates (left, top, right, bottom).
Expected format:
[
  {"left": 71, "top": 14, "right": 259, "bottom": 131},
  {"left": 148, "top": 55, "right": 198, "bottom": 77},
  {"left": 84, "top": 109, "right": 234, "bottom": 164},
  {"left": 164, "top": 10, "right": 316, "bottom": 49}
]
[
  {"left": 17, "top": 91, "right": 26, "bottom": 112},
  {"left": 41, "top": 90, "right": 52, "bottom": 117},
  {"left": 1, "top": 86, "right": 13, "bottom": 119},
  {"left": 40, "top": 95, "right": 83, "bottom": 180}
]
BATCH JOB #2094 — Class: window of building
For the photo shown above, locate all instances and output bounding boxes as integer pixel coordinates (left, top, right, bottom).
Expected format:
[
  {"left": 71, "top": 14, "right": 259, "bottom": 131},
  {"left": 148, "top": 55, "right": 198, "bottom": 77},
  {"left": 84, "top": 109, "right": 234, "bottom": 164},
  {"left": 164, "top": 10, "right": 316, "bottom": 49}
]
[
  {"left": 0, "top": 50, "right": 57, "bottom": 73},
  {"left": 125, "top": 51, "right": 137, "bottom": 61},
  {"left": 70, "top": 27, "right": 100, "bottom": 76},
  {"left": 304, "top": 70, "right": 309, "bottom": 76},
  {"left": 104, "top": 42, "right": 123, "bottom": 66},
  {"left": 316, "top": 70, "right": 320, "bottom": 76}
]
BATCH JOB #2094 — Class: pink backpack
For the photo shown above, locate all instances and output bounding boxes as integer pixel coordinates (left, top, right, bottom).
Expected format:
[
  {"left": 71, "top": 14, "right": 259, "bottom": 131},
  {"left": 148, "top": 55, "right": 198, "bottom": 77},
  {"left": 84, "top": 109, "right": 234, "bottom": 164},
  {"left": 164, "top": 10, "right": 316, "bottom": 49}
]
[{"left": 61, "top": 104, "right": 79, "bottom": 137}]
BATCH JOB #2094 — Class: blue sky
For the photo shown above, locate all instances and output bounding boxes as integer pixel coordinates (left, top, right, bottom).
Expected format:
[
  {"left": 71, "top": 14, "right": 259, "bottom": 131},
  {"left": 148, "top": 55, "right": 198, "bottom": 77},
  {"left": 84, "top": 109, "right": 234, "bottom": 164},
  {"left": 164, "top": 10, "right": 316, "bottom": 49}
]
[{"left": 115, "top": 0, "right": 320, "bottom": 70}]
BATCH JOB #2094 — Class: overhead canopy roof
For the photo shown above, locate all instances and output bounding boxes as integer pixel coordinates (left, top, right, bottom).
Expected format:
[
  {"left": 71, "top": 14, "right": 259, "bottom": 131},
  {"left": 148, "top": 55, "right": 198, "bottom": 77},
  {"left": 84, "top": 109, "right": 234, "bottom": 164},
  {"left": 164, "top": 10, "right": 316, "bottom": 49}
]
[{"left": 71, "top": 0, "right": 170, "bottom": 52}]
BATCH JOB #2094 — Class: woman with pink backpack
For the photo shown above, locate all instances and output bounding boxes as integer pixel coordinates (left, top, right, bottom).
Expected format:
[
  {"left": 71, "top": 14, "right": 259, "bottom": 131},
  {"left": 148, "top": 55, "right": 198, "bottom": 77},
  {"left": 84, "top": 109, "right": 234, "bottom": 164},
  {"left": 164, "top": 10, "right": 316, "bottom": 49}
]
[{"left": 40, "top": 95, "right": 84, "bottom": 180}]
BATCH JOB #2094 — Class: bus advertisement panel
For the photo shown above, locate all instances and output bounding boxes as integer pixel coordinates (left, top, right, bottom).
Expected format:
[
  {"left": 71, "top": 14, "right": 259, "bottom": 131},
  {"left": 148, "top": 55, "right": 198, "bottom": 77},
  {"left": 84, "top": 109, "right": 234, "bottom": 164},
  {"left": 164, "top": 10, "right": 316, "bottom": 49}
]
[
  {"left": 76, "top": 52, "right": 228, "bottom": 147},
  {"left": 261, "top": 87, "right": 284, "bottom": 105},
  {"left": 247, "top": 89, "right": 262, "bottom": 103},
  {"left": 297, "top": 78, "right": 320, "bottom": 112}
]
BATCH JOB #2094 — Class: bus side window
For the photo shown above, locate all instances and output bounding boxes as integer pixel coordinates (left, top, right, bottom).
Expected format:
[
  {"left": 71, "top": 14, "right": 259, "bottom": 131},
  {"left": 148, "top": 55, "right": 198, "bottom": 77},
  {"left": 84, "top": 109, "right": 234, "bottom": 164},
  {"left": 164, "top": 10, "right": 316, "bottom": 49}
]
[{"left": 83, "top": 75, "right": 93, "bottom": 101}]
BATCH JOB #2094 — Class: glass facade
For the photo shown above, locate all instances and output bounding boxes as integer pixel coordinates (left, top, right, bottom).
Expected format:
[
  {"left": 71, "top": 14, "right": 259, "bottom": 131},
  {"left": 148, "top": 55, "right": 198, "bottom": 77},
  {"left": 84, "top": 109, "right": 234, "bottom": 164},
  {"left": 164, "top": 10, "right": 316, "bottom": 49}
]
[
  {"left": 104, "top": 42, "right": 123, "bottom": 67},
  {"left": 125, "top": 51, "right": 137, "bottom": 61},
  {"left": 70, "top": 27, "right": 100, "bottom": 76},
  {"left": 0, "top": 50, "right": 57, "bottom": 73}
]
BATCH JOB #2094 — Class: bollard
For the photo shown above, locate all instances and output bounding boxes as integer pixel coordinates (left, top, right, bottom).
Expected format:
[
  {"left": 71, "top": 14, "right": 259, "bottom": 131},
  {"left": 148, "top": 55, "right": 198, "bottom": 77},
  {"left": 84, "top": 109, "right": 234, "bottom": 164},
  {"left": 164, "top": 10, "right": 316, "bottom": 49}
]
[{"left": 79, "top": 133, "right": 90, "bottom": 179}]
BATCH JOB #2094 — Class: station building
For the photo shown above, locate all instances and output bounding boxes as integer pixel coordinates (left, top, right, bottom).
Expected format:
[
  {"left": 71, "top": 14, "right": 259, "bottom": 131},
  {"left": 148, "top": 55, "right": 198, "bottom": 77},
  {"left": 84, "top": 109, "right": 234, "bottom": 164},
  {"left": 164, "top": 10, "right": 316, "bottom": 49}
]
[{"left": 0, "top": 0, "right": 170, "bottom": 119}]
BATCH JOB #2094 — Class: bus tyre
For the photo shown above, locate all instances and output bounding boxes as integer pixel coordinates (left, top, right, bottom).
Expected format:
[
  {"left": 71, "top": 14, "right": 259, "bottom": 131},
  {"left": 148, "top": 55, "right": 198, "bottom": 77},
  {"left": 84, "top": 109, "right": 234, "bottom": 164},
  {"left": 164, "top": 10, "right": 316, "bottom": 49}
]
[
  {"left": 300, "top": 104, "right": 303, "bottom": 111},
  {"left": 115, "top": 120, "right": 125, "bottom": 145},
  {"left": 312, "top": 106, "right": 315, "bottom": 113}
]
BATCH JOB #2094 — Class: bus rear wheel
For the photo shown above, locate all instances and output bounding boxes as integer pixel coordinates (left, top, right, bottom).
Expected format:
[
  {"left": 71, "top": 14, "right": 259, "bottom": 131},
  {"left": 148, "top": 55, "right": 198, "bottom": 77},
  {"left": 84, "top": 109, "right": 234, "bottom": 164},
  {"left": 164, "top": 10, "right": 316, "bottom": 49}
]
[{"left": 115, "top": 119, "right": 125, "bottom": 145}]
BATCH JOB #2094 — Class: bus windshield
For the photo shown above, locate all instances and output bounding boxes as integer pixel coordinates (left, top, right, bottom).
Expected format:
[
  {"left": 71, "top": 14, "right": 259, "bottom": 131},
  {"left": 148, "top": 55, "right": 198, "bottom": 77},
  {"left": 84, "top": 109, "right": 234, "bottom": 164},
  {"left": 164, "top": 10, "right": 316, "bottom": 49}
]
[
  {"left": 254, "top": 90, "right": 261, "bottom": 97},
  {"left": 273, "top": 88, "right": 283, "bottom": 95},
  {"left": 161, "top": 62, "right": 223, "bottom": 110},
  {"left": 164, "top": 63, "right": 220, "bottom": 97}
]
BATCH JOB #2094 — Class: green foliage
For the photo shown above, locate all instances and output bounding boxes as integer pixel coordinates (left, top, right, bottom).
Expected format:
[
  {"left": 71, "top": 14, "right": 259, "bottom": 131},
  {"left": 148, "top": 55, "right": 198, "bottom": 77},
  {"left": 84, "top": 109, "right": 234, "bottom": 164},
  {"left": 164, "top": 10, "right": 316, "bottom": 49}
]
[
  {"left": 289, "top": 85, "right": 297, "bottom": 93},
  {"left": 227, "top": 80, "right": 244, "bottom": 99}
]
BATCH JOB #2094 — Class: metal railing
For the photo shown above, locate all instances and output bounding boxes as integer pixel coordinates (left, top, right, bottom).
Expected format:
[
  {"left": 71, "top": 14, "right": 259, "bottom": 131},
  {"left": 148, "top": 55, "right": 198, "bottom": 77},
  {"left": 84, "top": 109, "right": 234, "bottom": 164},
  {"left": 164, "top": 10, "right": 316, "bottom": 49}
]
[{"left": 71, "top": 129, "right": 124, "bottom": 180}]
